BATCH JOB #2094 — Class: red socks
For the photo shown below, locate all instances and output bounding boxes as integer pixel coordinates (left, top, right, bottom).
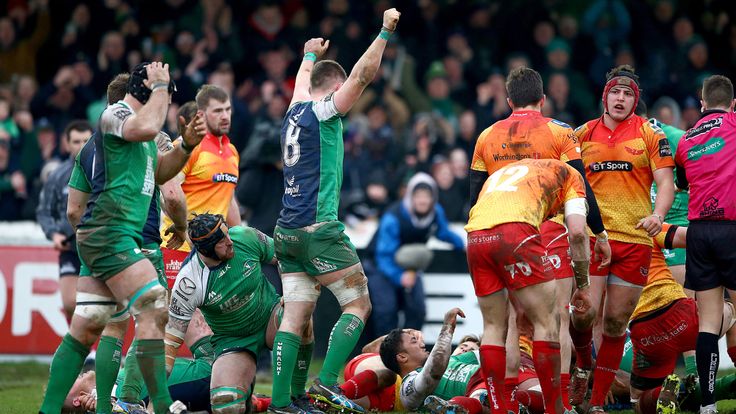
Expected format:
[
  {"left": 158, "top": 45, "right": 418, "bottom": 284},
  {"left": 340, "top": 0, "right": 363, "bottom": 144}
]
[
  {"left": 450, "top": 396, "right": 484, "bottom": 414},
  {"left": 589, "top": 334, "right": 626, "bottom": 406},
  {"left": 516, "top": 389, "right": 545, "bottom": 414},
  {"left": 533, "top": 341, "right": 563, "bottom": 414},
  {"left": 569, "top": 324, "right": 594, "bottom": 369},
  {"left": 560, "top": 372, "right": 572, "bottom": 410},
  {"left": 340, "top": 369, "right": 379, "bottom": 399},
  {"left": 252, "top": 395, "right": 271, "bottom": 412},
  {"left": 480, "top": 345, "right": 508, "bottom": 414},
  {"left": 505, "top": 377, "right": 519, "bottom": 414}
]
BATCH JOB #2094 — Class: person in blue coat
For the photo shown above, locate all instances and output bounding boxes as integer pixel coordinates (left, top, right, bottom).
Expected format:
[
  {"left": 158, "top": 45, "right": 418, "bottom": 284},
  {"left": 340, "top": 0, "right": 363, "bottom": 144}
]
[{"left": 368, "top": 172, "right": 465, "bottom": 335}]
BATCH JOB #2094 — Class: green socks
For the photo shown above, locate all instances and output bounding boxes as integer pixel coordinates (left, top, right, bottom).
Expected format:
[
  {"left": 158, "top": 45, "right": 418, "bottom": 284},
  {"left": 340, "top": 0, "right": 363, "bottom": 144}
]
[
  {"left": 136, "top": 339, "right": 173, "bottom": 413},
  {"left": 272, "top": 331, "right": 301, "bottom": 407},
  {"left": 292, "top": 342, "right": 314, "bottom": 397},
  {"left": 39, "top": 334, "right": 90, "bottom": 414},
  {"left": 319, "top": 313, "right": 365, "bottom": 386},
  {"left": 96, "top": 335, "right": 124, "bottom": 413},
  {"left": 684, "top": 354, "right": 698, "bottom": 376},
  {"left": 119, "top": 340, "right": 144, "bottom": 403}
]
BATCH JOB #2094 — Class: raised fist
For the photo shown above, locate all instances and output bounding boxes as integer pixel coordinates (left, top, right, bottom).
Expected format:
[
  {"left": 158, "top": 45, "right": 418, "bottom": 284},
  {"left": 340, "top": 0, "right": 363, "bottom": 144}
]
[
  {"left": 304, "top": 38, "right": 330, "bottom": 59},
  {"left": 383, "top": 8, "right": 401, "bottom": 32}
]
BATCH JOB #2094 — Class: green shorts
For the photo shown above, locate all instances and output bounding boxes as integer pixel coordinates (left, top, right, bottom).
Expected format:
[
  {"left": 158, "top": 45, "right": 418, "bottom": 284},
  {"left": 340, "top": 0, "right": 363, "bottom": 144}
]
[
  {"left": 77, "top": 226, "right": 146, "bottom": 281},
  {"left": 662, "top": 247, "right": 686, "bottom": 267},
  {"left": 274, "top": 221, "right": 360, "bottom": 276},
  {"left": 142, "top": 242, "right": 167, "bottom": 289},
  {"left": 211, "top": 303, "right": 282, "bottom": 360}
]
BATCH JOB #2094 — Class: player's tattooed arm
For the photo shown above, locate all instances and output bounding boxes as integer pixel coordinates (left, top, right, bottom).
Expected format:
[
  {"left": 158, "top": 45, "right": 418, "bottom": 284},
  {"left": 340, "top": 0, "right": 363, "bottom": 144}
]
[
  {"left": 402, "top": 308, "right": 464, "bottom": 409},
  {"left": 164, "top": 315, "right": 190, "bottom": 376}
]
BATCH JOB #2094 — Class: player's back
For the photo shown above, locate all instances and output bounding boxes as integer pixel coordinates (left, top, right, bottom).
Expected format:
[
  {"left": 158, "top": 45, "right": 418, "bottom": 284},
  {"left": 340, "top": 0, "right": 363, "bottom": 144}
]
[
  {"left": 465, "top": 158, "right": 585, "bottom": 233},
  {"left": 676, "top": 111, "right": 736, "bottom": 221},
  {"left": 471, "top": 111, "right": 580, "bottom": 176},
  {"left": 278, "top": 95, "right": 344, "bottom": 229}
]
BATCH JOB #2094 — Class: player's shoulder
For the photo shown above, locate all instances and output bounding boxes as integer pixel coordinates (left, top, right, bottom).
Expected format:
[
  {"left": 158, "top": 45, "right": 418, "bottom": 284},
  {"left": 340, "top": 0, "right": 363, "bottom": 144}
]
[
  {"left": 639, "top": 116, "right": 664, "bottom": 137},
  {"left": 100, "top": 102, "right": 132, "bottom": 126},
  {"left": 573, "top": 120, "right": 594, "bottom": 138},
  {"left": 546, "top": 118, "right": 574, "bottom": 131}
]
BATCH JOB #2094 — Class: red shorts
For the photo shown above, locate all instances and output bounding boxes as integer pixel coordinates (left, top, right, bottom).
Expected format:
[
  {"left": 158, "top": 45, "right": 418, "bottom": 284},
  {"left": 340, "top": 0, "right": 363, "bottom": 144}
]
[
  {"left": 467, "top": 223, "right": 553, "bottom": 296},
  {"left": 629, "top": 298, "right": 698, "bottom": 389},
  {"left": 161, "top": 248, "right": 190, "bottom": 290},
  {"left": 540, "top": 221, "right": 572, "bottom": 280},
  {"left": 589, "top": 239, "right": 651, "bottom": 286},
  {"left": 344, "top": 353, "right": 396, "bottom": 412}
]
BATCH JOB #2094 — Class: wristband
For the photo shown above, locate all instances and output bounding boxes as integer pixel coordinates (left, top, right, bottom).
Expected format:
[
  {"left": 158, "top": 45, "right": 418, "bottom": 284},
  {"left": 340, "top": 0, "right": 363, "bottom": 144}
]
[
  {"left": 180, "top": 139, "right": 194, "bottom": 154},
  {"left": 595, "top": 230, "right": 608, "bottom": 242},
  {"left": 572, "top": 260, "right": 590, "bottom": 289},
  {"left": 378, "top": 28, "right": 392, "bottom": 41},
  {"left": 652, "top": 213, "right": 664, "bottom": 223},
  {"left": 304, "top": 52, "right": 317, "bottom": 62},
  {"left": 150, "top": 82, "right": 168, "bottom": 92}
]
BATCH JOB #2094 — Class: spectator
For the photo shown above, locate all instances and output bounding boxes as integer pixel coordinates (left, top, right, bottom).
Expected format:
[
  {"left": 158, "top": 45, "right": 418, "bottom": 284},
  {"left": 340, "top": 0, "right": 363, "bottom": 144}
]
[
  {"left": 92, "top": 31, "right": 128, "bottom": 92},
  {"left": 236, "top": 135, "right": 284, "bottom": 237},
  {"left": 431, "top": 157, "right": 467, "bottom": 222},
  {"left": 0, "top": 130, "right": 25, "bottom": 220},
  {"left": 474, "top": 71, "right": 511, "bottom": 128},
  {"left": 544, "top": 38, "right": 595, "bottom": 119},
  {"left": 544, "top": 71, "right": 587, "bottom": 126},
  {"left": 449, "top": 147, "right": 470, "bottom": 199},
  {"left": 0, "top": 0, "right": 50, "bottom": 83},
  {"left": 456, "top": 110, "right": 477, "bottom": 161},
  {"left": 367, "top": 172, "right": 465, "bottom": 335},
  {"left": 342, "top": 171, "right": 391, "bottom": 227},
  {"left": 31, "top": 65, "right": 95, "bottom": 132},
  {"left": 651, "top": 96, "right": 683, "bottom": 130},
  {"left": 36, "top": 120, "right": 92, "bottom": 320}
]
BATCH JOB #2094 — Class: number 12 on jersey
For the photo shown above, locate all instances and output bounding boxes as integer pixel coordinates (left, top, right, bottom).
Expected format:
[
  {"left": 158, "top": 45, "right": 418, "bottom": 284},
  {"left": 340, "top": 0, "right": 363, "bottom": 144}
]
[{"left": 484, "top": 165, "right": 529, "bottom": 193}]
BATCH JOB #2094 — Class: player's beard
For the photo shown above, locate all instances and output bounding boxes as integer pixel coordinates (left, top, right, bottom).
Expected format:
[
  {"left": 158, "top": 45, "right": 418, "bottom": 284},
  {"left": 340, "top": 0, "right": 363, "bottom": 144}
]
[{"left": 206, "top": 120, "right": 230, "bottom": 137}]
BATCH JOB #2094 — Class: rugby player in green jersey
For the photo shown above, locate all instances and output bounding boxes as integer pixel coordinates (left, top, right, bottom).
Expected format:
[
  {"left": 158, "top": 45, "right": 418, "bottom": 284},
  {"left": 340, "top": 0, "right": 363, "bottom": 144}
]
[
  {"left": 40, "top": 62, "right": 207, "bottom": 414},
  {"left": 165, "top": 214, "right": 316, "bottom": 414},
  {"left": 271, "top": 8, "right": 400, "bottom": 414}
]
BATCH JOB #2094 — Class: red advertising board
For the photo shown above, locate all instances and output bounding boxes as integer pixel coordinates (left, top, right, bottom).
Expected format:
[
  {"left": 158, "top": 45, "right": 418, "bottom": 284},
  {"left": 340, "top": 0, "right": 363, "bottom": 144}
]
[{"left": 0, "top": 245, "right": 188, "bottom": 356}]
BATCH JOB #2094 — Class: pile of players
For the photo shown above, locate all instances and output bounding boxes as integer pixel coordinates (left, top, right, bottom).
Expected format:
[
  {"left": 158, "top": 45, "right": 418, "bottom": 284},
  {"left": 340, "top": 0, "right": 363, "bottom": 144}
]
[{"left": 37, "top": 5, "right": 736, "bottom": 414}]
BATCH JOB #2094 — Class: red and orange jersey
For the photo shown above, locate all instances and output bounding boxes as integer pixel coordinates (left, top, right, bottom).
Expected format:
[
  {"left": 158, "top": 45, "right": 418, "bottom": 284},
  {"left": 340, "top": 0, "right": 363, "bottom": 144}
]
[
  {"left": 577, "top": 116, "right": 674, "bottom": 246},
  {"left": 630, "top": 223, "right": 687, "bottom": 320},
  {"left": 161, "top": 133, "right": 239, "bottom": 251},
  {"left": 465, "top": 159, "right": 586, "bottom": 233},
  {"left": 471, "top": 110, "right": 581, "bottom": 176}
]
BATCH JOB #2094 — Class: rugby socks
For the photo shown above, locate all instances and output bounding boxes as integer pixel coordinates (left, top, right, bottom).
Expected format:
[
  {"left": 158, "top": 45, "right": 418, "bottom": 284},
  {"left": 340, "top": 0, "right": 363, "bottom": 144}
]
[
  {"left": 637, "top": 386, "right": 661, "bottom": 414},
  {"left": 560, "top": 373, "right": 572, "bottom": 410},
  {"left": 696, "top": 332, "right": 720, "bottom": 407},
  {"left": 714, "top": 372, "right": 736, "bottom": 400},
  {"left": 39, "top": 334, "right": 89, "bottom": 414},
  {"left": 319, "top": 313, "right": 365, "bottom": 386},
  {"left": 253, "top": 395, "right": 272, "bottom": 412},
  {"left": 96, "top": 335, "right": 124, "bottom": 413},
  {"left": 533, "top": 341, "right": 563, "bottom": 414},
  {"left": 685, "top": 353, "right": 698, "bottom": 376},
  {"left": 480, "top": 344, "right": 507, "bottom": 414},
  {"left": 728, "top": 346, "right": 736, "bottom": 366},
  {"left": 516, "top": 389, "right": 545, "bottom": 414},
  {"left": 589, "top": 334, "right": 626, "bottom": 407},
  {"left": 292, "top": 341, "right": 314, "bottom": 397},
  {"left": 341, "top": 369, "right": 379, "bottom": 399},
  {"left": 450, "top": 396, "right": 484, "bottom": 414},
  {"left": 569, "top": 324, "right": 594, "bottom": 369},
  {"left": 136, "top": 339, "right": 174, "bottom": 413},
  {"left": 119, "top": 340, "right": 144, "bottom": 403},
  {"left": 272, "top": 331, "right": 301, "bottom": 407},
  {"left": 504, "top": 377, "right": 519, "bottom": 414}
]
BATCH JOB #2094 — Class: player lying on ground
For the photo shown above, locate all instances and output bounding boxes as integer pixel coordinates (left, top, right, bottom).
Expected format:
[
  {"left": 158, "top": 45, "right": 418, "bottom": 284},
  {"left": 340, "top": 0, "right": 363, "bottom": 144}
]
[
  {"left": 63, "top": 315, "right": 214, "bottom": 414},
  {"left": 165, "top": 213, "right": 316, "bottom": 414}
]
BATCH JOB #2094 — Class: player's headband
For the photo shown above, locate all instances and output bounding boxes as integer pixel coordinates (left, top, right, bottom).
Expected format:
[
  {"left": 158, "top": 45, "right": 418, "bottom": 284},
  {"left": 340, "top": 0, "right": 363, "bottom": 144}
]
[
  {"left": 127, "top": 62, "right": 177, "bottom": 105},
  {"left": 189, "top": 214, "right": 227, "bottom": 260},
  {"left": 602, "top": 71, "right": 640, "bottom": 119}
]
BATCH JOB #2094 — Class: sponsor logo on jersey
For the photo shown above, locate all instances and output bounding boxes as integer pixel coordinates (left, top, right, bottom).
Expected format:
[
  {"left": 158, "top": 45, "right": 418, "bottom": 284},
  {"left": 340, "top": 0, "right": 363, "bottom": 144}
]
[
  {"left": 638, "top": 320, "right": 688, "bottom": 347},
  {"left": 112, "top": 107, "right": 132, "bottom": 121},
  {"left": 285, "top": 175, "right": 301, "bottom": 197},
  {"left": 687, "top": 137, "right": 725, "bottom": 161},
  {"left": 658, "top": 138, "right": 673, "bottom": 157},
  {"left": 685, "top": 117, "right": 722, "bottom": 140},
  {"left": 700, "top": 197, "right": 725, "bottom": 219},
  {"left": 492, "top": 153, "right": 542, "bottom": 162},
  {"left": 551, "top": 119, "right": 572, "bottom": 129},
  {"left": 212, "top": 172, "right": 238, "bottom": 184},
  {"left": 206, "top": 291, "right": 222, "bottom": 305},
  {"left": 625, "top": 146, "right": 645, "bottom": 156},
  {"left": 179, "top": 277, "right": 197, "bottom": 295},
  {"left": 501, "top": 142, "right": 531, "bottom": 149},
  {"left": 311, "top": 257, "right": 337, "bottom": 273},
  {"left": 243, "top": 261, "right": 256, "bottom": 277},
  {"left": 588, "top": 161, "right": 633, "bottom": 173}
]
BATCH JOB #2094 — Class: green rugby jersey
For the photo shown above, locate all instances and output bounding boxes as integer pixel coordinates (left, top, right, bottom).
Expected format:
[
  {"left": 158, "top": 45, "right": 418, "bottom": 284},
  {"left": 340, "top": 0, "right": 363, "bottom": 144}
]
[
  {"left": 649, "top": 118, "right": 689, "bottom": 225},
  {"left": 169, "top": 226, "right": 279, "bottom": 336},
  {"left": 401, "top": 350, "right": 480, "bottom": 403},
  {"left": 79, "top": 101, "right": 157, "bottom": 231}
]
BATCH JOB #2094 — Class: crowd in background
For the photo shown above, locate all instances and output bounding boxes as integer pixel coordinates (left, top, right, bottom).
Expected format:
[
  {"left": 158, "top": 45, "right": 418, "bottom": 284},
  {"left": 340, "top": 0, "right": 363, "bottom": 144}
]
[{"left": 0, "top": 0, "right": 734, "bottom": 223}]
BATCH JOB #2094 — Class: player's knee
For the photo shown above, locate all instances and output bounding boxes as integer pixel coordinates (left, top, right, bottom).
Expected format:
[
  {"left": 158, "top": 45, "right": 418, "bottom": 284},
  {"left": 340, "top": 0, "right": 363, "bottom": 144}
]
[
  {"left": 603, "top": 315, "right": 628, "bottom": 336},
  {"left": 210, "top": 386, "right": 248, "bottom": 414},
  {"left": 326, "top": 267, "right": 369, "bottom": 313},
  {"left": 128, "top": 283, "right": 168, "bottom": 327},
  {"left": 282, "top": 275, "right": 321, "bottom": 303},
  {"left": 74, "top": 293, "right": 117, "bottom": 328}
]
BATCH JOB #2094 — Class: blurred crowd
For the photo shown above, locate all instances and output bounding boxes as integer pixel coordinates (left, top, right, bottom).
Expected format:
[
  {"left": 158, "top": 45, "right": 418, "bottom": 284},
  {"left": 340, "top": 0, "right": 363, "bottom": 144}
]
[{"left": 0, "top": 0, "right": 734, "bottom": 223}]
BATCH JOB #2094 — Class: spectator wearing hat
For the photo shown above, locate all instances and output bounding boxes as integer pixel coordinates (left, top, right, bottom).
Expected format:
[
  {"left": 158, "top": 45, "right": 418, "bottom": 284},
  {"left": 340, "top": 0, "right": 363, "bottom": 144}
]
[{"left": 367, "top": 172, "right": 464, "bottom": 335}]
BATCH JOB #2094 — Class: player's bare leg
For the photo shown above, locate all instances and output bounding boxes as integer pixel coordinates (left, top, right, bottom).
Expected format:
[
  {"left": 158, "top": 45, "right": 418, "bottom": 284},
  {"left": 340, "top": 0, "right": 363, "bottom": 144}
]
[
  {"left": 210, "top": 352, "right": 256, "bottom": 414},
  {"left": 514, "top": 280, "right": 564, "bottom": 414},
  {"left": 478, "top": 289, "right": 510, "bottom": 414},
  {"left": 569, "top": 275, "right": 605, "bottom": 406},
  {"left": 59, "top": 275, "right": 79, "bottom": 321},
  {"left": 556, "top": 276, "right": 574, "bottom": 409}
]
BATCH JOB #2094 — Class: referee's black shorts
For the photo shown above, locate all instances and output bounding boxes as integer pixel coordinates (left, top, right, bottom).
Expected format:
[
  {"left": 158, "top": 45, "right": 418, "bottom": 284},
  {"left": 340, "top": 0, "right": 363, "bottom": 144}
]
[{"left": 684, "top": 220, "right": 736, "bottom": 291}]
